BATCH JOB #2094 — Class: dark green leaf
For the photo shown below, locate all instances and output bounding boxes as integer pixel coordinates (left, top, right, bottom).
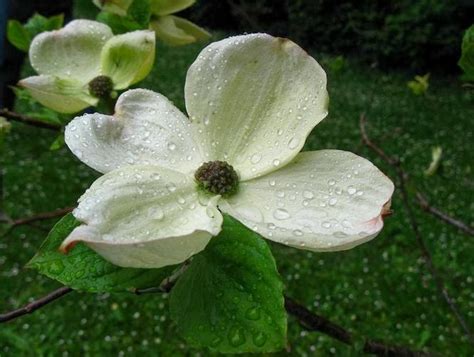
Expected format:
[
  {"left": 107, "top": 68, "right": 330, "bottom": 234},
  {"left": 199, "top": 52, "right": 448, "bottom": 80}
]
[
  {"left": 170, "top": 215, "right": 287, "bottom": 353},
  {"left": 7, "top": 20, "right": 32, "bottom": 52},
  {"left": 29, "top": 213, "right": 175, "bottom": 293},
  {"left": 7, "top": 14, "right": 64, "bottom": 52},
  {"left": 96, "top": 11, "right": 142, "bottom": 34},
  {"left": 49, "top": 133, "right": 65, "bottom": 151},
  {"left": 459, "top": 25, "right": 474, "bottom": 81},
  {"left": 24, "top": 13, "right": 64, "bottom": 34},
  {"left": 128, "top": 0, "right": 151, "bottom": 28}
]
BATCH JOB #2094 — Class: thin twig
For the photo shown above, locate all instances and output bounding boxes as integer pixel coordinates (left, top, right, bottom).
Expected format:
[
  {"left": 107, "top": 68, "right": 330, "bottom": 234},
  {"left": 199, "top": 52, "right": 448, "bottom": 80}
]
[
  {"left": 0, "top": 108, "right": 61, "bottom": 131},
  {"left": 2, "top": 207, "right": 74, "bottom": 238},
  {"left": 416, "top": 193, "right": 474, "bottom": 236},
  {"left": 0, "top": 286, "right": 72, "bottom": 323},
  {"left": 284, "top": 297, "right": 430, "bottom": 356},
  {"left": 360, "top": 114, "right": 474, "bottom": 345},
  {"left": 11, "top": 207, "right": 74, "bottom": 227}
]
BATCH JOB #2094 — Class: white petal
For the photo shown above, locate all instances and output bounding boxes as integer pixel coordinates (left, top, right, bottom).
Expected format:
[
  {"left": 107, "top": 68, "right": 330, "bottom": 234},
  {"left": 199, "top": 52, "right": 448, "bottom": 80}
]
[
  {"left": 29, "top": 20, "right": 113, "bottom": 82},
  {"left": 150, "top": 15, "right": 211, "bottom": 46},
  {"left": 101, "top": 30, "right": 156, "bottom": 90},
  {"left": 219, "top": 150, "right": 394, "bottom": 252},
  {"left": 185, "top": 33, "right": 328, "bottom": 181},
  {"left": 65, "top": 89, "right": 204, "bottom": 174},
  {"left": 18, "top": 75, "right": 97, "bottom": 114},
  {"left": 150, "top": 0, "right": 195, "bottom": 16},
  {"left": 60, "top": 165, "right": 223, "bottom": 268}
]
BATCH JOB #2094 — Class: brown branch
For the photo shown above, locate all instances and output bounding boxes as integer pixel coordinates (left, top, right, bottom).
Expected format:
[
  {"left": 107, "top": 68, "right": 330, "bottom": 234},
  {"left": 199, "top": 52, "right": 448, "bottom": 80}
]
[
  {"left": 11, "top": 207, "right": 74, "bottom": 227},
  {"left": 416, "top": 193, "right": 474, "bottom": 236},
  {"left": 285, "top": 297, "right": 430, "bottom": 356},
  {"left": 0, "top": 108, "right": 61, "bottom": 131},
  {"left": 0, "top": 286, "right": 72, "bottom": 323},
  {"left": 360, "top": 114, "right": 474, "bottom": 346}
]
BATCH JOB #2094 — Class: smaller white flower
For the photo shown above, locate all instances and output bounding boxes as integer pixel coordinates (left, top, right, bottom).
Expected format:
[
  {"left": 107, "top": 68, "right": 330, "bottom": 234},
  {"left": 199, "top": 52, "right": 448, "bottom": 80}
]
[
  {"left": 61, "top": 34, "right": 394, "bottom": 268},
  {"left": 19, "top": 20, "right": 155, "bottom": 114}
]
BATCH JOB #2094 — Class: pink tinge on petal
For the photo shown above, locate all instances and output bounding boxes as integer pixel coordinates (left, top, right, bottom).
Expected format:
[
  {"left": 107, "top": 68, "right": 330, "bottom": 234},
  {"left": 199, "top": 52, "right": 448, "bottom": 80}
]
[
  {"left": 59, "top": 225, "right": 99, "bottom": 254},
  {"left": 59, "top": 240, "right": 79, "bottom": 254},
  {"left": 358, "top": 199, "right": 393, "bottom": 235}
]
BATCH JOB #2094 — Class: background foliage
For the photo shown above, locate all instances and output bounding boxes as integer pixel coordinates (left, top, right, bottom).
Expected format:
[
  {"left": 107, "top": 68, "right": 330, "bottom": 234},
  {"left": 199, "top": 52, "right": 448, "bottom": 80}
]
[{"left": 190, "top": 0, "right": 473, "bottom": 72}]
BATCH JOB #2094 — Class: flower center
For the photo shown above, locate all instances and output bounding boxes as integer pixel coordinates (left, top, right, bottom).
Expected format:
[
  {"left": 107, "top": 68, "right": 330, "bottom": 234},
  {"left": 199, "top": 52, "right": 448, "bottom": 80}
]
[
  {"left": 195, "top": 161, "right": 239, "bottom": 197},
  {"left": 88, "top": 75, "right": 114, "bottom": 98}
]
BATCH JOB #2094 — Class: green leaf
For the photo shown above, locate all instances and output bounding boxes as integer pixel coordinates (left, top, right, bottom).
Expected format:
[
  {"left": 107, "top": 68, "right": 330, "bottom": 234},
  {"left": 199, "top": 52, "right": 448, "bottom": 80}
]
[
  {"left": 96, "top": 11, "right": 142, "bottom": 34},
  {"left": 169, "top": 215, "right": 287, "bottom": 353},
  {"left": 128, "top": 0, "right": 151, "bottom": 28},
  {"left": 459, "top": 25, "right": 474, "bottom": 82},
  {"left": 7, "top": 20, "right": 32, "bottom": 52},
  {"left": 24, "top": 13, "right": 64, "bottom": 34},
  {"left": 29, "top": 213, "right": 175, "bottom": 292},
  {"left": 7, "top": 14, "right": 64, "bottom": 52},
  {"left": 151, "top": 15, "right": 210, "bottom": 46},
  {"left": 50, "top": 133, "right": 65, "bottom": 151}
]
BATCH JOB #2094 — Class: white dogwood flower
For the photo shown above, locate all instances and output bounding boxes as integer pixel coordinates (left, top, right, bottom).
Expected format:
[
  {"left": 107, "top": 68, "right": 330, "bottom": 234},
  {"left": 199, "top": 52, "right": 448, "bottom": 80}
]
[
  {"left": 19, "top": 20, "right": 155, "bottom": 113},
  {"left": 61, "top": 34, "right": 394, "bottom": 268}
]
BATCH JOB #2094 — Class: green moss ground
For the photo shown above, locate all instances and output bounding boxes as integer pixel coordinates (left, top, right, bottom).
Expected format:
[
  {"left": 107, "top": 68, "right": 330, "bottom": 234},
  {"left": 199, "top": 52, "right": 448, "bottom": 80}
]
[{"left": 1, "top": 24, "right": 473, "bottom": 357}]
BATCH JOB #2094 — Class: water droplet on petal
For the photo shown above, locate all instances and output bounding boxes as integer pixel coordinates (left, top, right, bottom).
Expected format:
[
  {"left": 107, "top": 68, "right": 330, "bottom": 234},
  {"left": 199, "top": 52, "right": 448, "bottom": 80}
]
[
  {"left": 273, "top": 208, "right": 290, "bottom": 220},
  {"left": 250, "top": 153, "right": 262, "bottom": 164}
]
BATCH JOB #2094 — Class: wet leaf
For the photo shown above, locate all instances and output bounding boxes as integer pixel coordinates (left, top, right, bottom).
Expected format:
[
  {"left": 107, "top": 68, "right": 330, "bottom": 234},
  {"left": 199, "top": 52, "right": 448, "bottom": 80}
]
[
  {"left": 169, "top": 215, "right": 286, "bottom": 353},
  {"left": 29, "top": 213, "right": 175, "bottom": 292}
]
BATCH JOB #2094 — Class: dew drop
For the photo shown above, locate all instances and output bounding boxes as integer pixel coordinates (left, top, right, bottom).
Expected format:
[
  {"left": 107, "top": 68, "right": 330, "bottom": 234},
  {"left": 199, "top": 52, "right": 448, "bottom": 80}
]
[
  {"left": 250, "top": 153, "right": 262, "bottom": 164},
  {"left": 228, "top": 326, "right": 246, "bottom": 347},
  {"left": 148, "top": 206, "right": 164, "bottom": 221},
  {"left": 293, "top": 229, "right": 303, "bottom": 236},
  {"left": 273, "top": 208, "right": 291, "bottom": 220},
  {"left": 288, "top": 137, "right": 299, "bottom": 150},
  {"left": 166, "top": 183, "right": 177, "bottom": 192},
  {"left": 245, "top": 307, "right": 261, "bottom": 320},
  {"left": 347, "top": 186, "right": 357, "bottom": 195},
  {"left": 322, "top": 221, "right": 331, "bottom": 229},
  {"left": 276, "top": 190, "right": 285, "bottom": 198},
  {"left": 253, "top": 331, "right": 267, "bottom": 347}
]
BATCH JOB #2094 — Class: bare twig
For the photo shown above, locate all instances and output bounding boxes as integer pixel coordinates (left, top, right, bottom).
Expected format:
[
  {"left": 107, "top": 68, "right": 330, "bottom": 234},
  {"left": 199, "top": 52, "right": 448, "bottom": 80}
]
[
  {"left": 416, "top": 193, "right": 474, "bottom": 236},
  {"left": 0, "top": 286, "right": 72, "bottom": 323},
  {"left": 285, "top": 297, "right": 430, "bottom": 356},
  {"left": 11, "top": 207, "right": 74, "bottom": 227},
  {"left": 360, "top": 114, "right": 474, "bottom": 345},
  {"left": 0, "top": 108, "right": 61, "bottom": 131}
]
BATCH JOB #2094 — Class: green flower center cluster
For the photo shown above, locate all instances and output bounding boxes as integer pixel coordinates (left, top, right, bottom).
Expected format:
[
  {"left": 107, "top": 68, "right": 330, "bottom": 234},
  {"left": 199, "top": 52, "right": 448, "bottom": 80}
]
[
  {"left": 195, "top": 161, "right": 239, "bottom": 197},
  {"left": 88, "top": 75, "right": 114, "bottom": 98}
]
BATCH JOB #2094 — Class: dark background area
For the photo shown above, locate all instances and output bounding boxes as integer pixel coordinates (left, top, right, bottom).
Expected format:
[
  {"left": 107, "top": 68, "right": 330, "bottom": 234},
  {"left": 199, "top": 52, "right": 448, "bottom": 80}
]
[
  {"left": 2, "top": 0, "right": 473, "bottom": 107},
  {"left": 0, "top": 0, "right": 72, "bottom": 107},
  {"left": 188, "top": 0, "right": 473, "bottom": 72}
]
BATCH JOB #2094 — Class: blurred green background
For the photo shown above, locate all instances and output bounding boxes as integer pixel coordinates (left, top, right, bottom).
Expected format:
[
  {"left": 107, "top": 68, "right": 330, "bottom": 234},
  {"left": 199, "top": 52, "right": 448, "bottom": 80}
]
[{"left": 1, "top": 0, "right": 473, "bottom": 355}]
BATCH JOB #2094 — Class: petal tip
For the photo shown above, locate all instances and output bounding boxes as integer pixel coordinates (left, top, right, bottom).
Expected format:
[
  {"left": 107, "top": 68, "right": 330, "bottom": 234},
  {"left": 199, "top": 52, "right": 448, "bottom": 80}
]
[{"left": 59, "top": 239, "right": 78, "bottom": 254}]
